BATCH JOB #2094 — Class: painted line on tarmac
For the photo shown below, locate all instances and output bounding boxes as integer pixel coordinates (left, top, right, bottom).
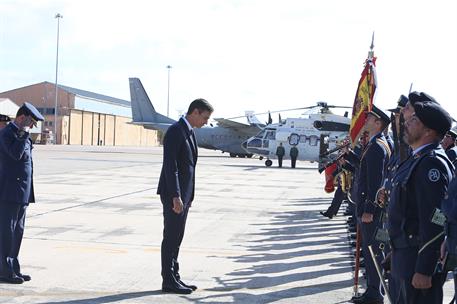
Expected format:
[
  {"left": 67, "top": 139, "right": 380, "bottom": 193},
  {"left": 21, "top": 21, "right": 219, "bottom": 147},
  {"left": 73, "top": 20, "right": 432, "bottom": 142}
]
[{"left": 28, "top": 187, "right": 156, "bottom": 218}]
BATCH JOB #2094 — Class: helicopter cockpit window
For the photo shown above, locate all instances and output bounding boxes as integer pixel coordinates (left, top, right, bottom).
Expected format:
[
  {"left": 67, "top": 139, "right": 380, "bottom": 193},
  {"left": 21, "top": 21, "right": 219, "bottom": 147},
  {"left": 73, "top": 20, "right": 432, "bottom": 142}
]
[
  {"left": 263, "top": 139, "right": 269, "bottom": 148},
  {"left": 248, "top": 138, "right": 262, "bottom": 148},
  {"left": 255, "top": 130, "right": 266, "bottom": 139},
  {"left": 309, "top": 135, "right": 319, "bottom": 146},
  {"left": 265, "top": 130, "right": 276, "bottom": 140}
]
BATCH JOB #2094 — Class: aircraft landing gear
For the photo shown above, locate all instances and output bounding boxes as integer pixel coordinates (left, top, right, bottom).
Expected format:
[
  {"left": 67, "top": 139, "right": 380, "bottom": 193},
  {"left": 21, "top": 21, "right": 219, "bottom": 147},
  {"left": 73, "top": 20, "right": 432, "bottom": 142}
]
[
  {"left": 265, "top": 159, "right": 273, "bottom": 167},
  {"left": 229, "top": 153, "right": 237, "bottom": 158}
]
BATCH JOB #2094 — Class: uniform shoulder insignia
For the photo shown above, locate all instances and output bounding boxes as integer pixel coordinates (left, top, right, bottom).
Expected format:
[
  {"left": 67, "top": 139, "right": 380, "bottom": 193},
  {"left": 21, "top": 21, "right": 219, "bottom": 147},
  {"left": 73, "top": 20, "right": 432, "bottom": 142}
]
[{"left": 428, "top": 168, "right": 440, "bottom": 182}]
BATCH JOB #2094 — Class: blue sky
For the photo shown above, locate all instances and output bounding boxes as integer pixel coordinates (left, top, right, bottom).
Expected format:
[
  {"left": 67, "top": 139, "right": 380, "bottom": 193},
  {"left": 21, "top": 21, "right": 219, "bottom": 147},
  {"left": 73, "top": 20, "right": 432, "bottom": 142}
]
[{"left": 1, "top": 0, "right": 456, "bottom": 122}]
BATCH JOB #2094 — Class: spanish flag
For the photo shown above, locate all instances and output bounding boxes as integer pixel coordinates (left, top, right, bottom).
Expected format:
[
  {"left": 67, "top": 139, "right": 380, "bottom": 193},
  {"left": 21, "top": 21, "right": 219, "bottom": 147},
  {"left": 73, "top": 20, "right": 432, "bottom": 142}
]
[{"left": 349, "top": 54, "right": 377, "bottom": 145}]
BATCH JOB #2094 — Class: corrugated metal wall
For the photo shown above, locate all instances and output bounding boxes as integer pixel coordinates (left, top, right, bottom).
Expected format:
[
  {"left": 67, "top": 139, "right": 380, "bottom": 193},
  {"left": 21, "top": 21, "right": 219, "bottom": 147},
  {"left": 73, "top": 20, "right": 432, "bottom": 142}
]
[{"left": 67, "top": 109, "right": 158, "bottom": 146}]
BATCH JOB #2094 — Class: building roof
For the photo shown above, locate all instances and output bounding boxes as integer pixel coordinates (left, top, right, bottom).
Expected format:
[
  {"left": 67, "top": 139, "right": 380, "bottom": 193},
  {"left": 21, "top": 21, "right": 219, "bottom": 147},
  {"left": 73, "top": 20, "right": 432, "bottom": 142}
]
[
  {"left": 0, "top": 98, "right": 20, "bottom": 116},
  {"left": 55, "top": 83, "right": 131, "bottom": 107}
]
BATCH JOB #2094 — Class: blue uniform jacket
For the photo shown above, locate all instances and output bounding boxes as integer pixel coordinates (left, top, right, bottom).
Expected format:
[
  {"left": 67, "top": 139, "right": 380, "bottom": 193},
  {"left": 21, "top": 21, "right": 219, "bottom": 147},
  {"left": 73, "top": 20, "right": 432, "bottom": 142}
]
[
  {"left": 388, "top": 143, "right": 453, "bottom": 277},
  {"left": 0, "top": 123, "right": 35, "bottom": 204},
  {"left": 157, "top": 118, "right": 197, "bottom": 206},
  {"left": 442, "top": 174, "right": 457, "bottom": 224},
  {"left": 446, "top": 146, "right": 457, "bottom": 164},
  {"left": 356, "top": 133, "right": 390, "bottom": 216}
]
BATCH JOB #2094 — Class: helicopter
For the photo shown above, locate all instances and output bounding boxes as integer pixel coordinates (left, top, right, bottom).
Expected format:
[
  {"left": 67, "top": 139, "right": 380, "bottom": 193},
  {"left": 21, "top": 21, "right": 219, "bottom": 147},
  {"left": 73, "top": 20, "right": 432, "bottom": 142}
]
[{"left": 241, "top": 102, "right": 351, "bottom": 167}]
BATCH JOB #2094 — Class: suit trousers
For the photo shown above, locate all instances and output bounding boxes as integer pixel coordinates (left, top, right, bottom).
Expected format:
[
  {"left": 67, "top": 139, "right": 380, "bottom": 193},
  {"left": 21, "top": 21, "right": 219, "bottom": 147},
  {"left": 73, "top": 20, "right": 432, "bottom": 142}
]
[
  {"left": 0, "top": 203, "right": 27, "bottom": 276},
  {"left": 160, "top": 196, "right": 190, "bottom": 281}
]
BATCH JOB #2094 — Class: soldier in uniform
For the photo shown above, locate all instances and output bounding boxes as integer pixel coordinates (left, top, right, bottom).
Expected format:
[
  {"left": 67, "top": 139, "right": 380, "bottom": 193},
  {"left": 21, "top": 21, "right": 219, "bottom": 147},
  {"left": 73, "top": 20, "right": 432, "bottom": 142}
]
[
  {"left": 352, "top": 105, "right": 391, "bottom": 304},
  {"left": 275, "top": 142, "right": 285, "bottom": 167},
  {"left": 0, "top": 114, "right": 11, "bottom": 130},
  {"left": 0, "top": 103, "right": 44, "bottom": 284},
  {"left": 442, "top": 130, "right": 457, "bottom": 163},
  {"left": 387, "top": 94, "right": 453, "bottom": 304},
  {"left": 441, "top": 173, "right": 457, "bottom": 299},
  {"left": 290, "top": 145, "right": 298, "bottom": 168}
]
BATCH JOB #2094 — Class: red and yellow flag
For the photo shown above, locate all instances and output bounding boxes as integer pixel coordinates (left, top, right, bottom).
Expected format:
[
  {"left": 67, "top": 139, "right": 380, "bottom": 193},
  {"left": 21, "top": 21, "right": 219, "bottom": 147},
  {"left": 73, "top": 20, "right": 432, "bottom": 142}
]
[{"left": 349, "top": 56, "right": 377, "bottom": 145}]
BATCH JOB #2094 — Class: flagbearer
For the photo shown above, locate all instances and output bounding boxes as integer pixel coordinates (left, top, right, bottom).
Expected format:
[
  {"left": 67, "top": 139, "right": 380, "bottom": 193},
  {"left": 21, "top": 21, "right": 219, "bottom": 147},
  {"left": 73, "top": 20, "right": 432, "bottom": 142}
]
[{"left": 352, "top": 105, "right": 391, "bottom": 304}]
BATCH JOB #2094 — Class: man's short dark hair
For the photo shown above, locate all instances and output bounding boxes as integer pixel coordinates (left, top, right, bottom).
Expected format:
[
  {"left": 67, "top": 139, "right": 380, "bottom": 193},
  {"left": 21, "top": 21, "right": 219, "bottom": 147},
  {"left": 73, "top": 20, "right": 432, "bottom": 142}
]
[{"left": 187, "top": 98, "right": 214, "bottom": 115}]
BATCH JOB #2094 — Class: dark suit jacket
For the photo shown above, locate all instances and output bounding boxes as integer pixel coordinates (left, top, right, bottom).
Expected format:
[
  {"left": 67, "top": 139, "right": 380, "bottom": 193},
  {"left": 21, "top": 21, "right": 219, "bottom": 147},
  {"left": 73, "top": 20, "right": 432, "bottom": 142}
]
[
  {"left": 157, "top": 118, "right": 197, "bottom": 206},
  {"left": 0, "top": 123, "right": 35, "bottom": 204}
]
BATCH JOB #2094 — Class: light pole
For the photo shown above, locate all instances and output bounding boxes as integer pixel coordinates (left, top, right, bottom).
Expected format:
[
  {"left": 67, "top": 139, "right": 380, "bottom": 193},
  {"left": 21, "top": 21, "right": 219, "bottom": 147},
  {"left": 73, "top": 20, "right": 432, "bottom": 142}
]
[
  {"left": 166, "top": 65, "right": 172, "bottom": 117},
  {"left": 54, "top": 13, "right": 63, "bottom": 144}
]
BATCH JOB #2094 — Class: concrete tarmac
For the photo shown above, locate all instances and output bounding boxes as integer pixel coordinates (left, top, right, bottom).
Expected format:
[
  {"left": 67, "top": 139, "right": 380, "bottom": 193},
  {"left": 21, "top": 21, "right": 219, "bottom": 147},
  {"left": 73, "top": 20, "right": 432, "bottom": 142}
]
[{"left": 0, "top": 145, "right": 453, "bottom": 303}]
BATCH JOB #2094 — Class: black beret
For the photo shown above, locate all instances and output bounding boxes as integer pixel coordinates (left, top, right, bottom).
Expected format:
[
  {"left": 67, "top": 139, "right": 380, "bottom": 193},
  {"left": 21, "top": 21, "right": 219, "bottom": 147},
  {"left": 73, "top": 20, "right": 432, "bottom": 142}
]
[
  {"left": 19, "top": 102, "right": 44, "bottom": 121},
  {"left": 413, "top": 102, "right": 452, "bottom": 136},
  {"left": 447, "top": 130, "right": 457, "bottom": 140},
  {"left": 368, "top": 105, "right": 390, "bottom": 125},
  {"left": 408, "top": 91, "right": 438, "bottom": 106},
  {"left": 0, "top": 114, "right": 11, "bottom": 122},
  {"left": 388, "top": 94, "right": 409, "bottom": 113}
]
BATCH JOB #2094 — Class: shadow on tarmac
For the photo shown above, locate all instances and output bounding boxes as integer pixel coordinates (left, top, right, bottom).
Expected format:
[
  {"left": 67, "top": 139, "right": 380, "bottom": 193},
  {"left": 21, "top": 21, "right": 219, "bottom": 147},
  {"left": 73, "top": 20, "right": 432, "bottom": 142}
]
[
  {"left": 36, "top": 291, "right": 162, "bottom": 304},
  {"left": 189, "top": 198, "right": 353, "bottom": 303}
]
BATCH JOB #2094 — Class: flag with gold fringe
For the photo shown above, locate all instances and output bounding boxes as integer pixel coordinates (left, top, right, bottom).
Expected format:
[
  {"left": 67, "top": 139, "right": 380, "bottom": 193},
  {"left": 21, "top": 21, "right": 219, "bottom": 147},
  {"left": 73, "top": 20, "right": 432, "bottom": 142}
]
[{"left": 350, "top": 43, "right": 377, "bottom": 146}]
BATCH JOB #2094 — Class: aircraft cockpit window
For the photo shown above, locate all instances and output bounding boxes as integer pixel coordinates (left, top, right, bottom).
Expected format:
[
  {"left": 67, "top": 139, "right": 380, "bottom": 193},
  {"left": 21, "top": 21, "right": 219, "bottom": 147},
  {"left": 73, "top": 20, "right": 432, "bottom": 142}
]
[
  {"left": 249, "top": 138, "right": 262, "bottom": 148},
  {"left": 255, "top": 130, "right": 266, "bottom": 138},
  {"left": 263, "top": 139, "right": 269, "bottom": 148},
  {"left": 265, "top": 130, "right": 276, "bottom": 140}
]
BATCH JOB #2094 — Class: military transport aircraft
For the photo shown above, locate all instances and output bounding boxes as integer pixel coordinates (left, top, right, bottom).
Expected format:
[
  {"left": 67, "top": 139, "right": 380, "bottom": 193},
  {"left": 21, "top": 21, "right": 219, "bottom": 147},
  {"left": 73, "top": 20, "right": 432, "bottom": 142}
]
[
  {"left": 129, "top": 77, "right": 262, "bottom": 157},
  {"left": 242, "top": 102, "right": 351, "bottom": 166}
]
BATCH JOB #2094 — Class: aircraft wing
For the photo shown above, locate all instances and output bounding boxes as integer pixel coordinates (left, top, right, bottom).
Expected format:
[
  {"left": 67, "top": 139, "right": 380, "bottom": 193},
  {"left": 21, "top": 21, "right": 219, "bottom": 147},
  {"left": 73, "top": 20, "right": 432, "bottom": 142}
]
[{"left": 213, "top": 118, "right": 262, "bottom": 135}]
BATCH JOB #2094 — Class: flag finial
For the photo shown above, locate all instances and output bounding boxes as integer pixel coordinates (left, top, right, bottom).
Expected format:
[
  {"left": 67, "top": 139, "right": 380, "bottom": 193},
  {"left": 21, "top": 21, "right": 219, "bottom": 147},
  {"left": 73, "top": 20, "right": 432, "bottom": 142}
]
[{"left": 368, "top": 32, "right": 375, "bottom": 59}]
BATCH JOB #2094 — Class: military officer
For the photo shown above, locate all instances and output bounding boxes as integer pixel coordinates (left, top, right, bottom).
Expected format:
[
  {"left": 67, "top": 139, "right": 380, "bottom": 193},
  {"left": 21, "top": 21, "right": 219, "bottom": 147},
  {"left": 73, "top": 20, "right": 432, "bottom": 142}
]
[
  {"left": 0, "top": 114, "right": 11, "bottom": 130},
  {"left": 441, "top": 173, "right": 457, "bottom": 297},
  {"left": 352, "top": 105, "right": 391, "bottom": 304},
  {"left": 442, "top": 130, "right": 457, "bottom": 163},
  {"left": 0, "top": 103, "right": 44, "bottom": 284},
  {"left": 387, "top": 96, "right": 453, "bottom": 304}
]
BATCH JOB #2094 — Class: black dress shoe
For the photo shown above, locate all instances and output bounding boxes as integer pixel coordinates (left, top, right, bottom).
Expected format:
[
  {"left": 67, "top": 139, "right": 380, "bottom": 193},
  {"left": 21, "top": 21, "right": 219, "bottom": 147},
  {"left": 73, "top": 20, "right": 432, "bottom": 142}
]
[
  {"left": 17, "top": 273, "right": 31, "bottom": 281},
  {"left": 162, "top": 282, "right": 193, "bottom": 294},
  {"left": 178, "top": 279, "right": 197, "bottom": 291},
  {"left": 320, "top": 211, "right": 333, "bottom": 219},
  {"left": 0, "top": 273, "right": 24, "bottom": 284}
]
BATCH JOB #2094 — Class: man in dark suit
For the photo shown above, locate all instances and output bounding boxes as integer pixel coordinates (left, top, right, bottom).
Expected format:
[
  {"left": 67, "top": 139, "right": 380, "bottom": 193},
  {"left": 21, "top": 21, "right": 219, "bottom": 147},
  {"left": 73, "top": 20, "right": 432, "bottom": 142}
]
[
  {"left": 0, "top": 103, "right": 44, "bottom": 284},
  {"left": 157, "top": 98, "right": 213, "bottom": 294}
]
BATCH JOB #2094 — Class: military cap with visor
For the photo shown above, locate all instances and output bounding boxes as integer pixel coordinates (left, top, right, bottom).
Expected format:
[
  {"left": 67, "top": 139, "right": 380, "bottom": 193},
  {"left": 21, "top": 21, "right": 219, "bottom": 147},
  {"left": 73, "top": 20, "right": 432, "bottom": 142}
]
[
  {"left": 367, "top": 104, "right": 391, "bottom": 125},
  {"left": 0, "top": 114, "right": 11, "bottom": 122},
  {"left": 388, "top": 94, "right": 408, "bottom": 113},
  {"left": 18, "top": 102, "right": 44, "bottom": 126}
]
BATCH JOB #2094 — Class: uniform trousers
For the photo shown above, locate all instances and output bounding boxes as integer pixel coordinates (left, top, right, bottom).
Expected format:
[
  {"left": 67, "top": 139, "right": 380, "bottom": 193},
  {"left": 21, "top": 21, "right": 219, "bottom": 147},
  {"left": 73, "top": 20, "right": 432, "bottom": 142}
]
[
  {"left": 360, "top": 213, "right": 384, "bottom": 300},
  {"left": 0, "top": 203, "right": 27, "bottom": 276}
]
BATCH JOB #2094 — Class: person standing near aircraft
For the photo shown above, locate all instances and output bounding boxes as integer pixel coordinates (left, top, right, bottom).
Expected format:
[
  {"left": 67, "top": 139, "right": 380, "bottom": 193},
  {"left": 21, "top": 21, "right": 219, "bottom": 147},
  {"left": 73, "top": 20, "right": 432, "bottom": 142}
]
[
  {"left": 157, "top": 98, "right": 213, "bottom": 294},
  {"left": 275, "top": 143, "right": 285, "bottom": 167},
  {"left": 290, "top": 145, "right": 298, "bottom": 168},
  {"left": 0, "top": 103, "right": 44, "bottom": 284}
]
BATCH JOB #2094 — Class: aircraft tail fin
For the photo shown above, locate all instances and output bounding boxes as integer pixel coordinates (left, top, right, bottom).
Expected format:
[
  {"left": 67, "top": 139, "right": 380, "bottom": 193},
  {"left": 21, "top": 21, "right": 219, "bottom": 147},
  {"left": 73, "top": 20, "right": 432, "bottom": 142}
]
[
  {"left": 129, "top": 77, "right": 175, "bottom": 124},
  {"left": 245, "top": 111, "right": 263, "bottom": 126}
]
